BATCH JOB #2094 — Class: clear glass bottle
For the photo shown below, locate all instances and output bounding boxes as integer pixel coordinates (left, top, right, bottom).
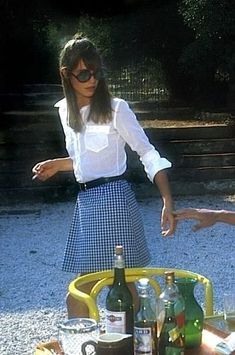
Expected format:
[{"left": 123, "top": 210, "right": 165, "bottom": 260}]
[
  {"left": 157, "top": 271, "right": 185, "bottom": 352},
  {"left": 134, "top": 278, "right": 158, "bottom": 355},
  {"left": 105, "top": 245, "right": 134, "bottom": 335}
]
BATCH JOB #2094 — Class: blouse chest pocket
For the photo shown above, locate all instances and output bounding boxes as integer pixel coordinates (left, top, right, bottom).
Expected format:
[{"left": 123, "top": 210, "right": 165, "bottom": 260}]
[{"left": 84, "top": 125, "right": 110, "bottom": 152}]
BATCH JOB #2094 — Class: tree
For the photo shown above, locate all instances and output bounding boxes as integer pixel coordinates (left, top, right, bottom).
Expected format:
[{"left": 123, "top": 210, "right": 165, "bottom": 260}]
[
  {"left": 78, "top": 0, "right": 235, "bottom": 106},
  {"left": 178, "top": 0, "right": 235, "bottom": 107},
  {"left": 1, "top": 0, "right": 233, "bottom": 107},
  {"left": 78, "top": 1, "right": 194, "bottom": 103}
]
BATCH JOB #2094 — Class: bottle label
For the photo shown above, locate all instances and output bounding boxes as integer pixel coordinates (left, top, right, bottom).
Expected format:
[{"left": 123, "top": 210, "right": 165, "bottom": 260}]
[
  {"left": 134, "top": 326, "right": 152, "bottom": 354},
  {"left": 169, "top": 326, "right": 181, "bottom": 342},
  {"left": 165, "top": 347, "right": 184, "bottom": 355},
  {"left": 106, "top": 310, "right": 126, "bottom": 333}
]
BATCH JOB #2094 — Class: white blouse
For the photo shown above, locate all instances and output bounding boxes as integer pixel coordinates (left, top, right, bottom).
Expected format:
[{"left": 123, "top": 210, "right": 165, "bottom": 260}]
[{"left": 54, "top": 97, "right": 171, "bottom": 183}]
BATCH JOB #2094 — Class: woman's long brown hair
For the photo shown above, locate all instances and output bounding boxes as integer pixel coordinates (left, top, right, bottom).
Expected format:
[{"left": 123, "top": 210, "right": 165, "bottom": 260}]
[{"left": 59, "top": 37, "right": 112, "bottom": 132}]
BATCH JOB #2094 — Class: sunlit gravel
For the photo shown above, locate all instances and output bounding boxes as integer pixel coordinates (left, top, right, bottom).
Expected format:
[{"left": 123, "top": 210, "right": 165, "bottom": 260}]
[{"left": 0, "top": 192, "right": 234, "bottom": 354}]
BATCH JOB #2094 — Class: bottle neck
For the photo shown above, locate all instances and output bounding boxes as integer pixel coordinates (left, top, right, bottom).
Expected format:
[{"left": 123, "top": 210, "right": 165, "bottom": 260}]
[
  {"left": 113, "top": 254, "right": 126, "bottom": 285},
  {"left": 161, "top": 283, "right": 179, "bottom": 301},
  {"left": 164, "top": 302, "right": 176, "bottom": 320},
  {"left": 139, "top": 295, "right": 151, "bottom": 309},
  {"left": 161, "top": 274, "right": 181, "bottom": 300},
  {"left": 175, "top": 278, "right": 197, "bottom": 297},
  {"left": 139, "top": 287, "right": 149, "bottom": 304},
  {"left": 165, "top": 274, "right": 177, "bottom": 291}
]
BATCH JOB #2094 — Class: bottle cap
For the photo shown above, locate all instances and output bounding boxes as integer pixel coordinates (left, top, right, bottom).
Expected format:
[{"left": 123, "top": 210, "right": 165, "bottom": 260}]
[
  {"left": 115, "top": 245, "right": 123, "bottom": 255},
  {"left": 165, "top": 271, "right": 175, "bottom": 284},
  {"left": 138, "top": 278, "right": 150, "bottom": 287}
]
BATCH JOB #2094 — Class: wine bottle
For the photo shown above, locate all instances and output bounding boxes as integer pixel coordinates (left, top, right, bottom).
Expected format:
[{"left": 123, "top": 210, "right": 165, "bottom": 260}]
[
  {"left": 134, "top": 278, "right": 158, "bottom": 355},
  {"left": 157, "top": 271, "right": 185, "bottom": 351},
  {"left": 158, "top": 301, "right": 185, "bottom": 355},
  {"left": 105, "top": 245, "right": 134, "bottom": 335}
]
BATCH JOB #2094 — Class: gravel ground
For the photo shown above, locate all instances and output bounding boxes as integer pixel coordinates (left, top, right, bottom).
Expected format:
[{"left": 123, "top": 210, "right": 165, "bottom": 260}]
[{"left": 0, "top": 192, "right": 235, "bottom": 354}]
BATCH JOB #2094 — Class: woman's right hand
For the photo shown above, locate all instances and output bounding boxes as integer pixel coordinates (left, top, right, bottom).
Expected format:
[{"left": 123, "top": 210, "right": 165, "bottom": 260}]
[{"left": 32, "top": 159, "right": 59, "bottom": 181}]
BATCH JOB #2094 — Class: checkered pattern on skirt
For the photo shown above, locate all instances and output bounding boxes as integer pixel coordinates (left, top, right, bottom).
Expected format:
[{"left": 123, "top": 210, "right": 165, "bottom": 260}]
[{"left": 62, "top": 180, "right": 151, "bottom": 273}]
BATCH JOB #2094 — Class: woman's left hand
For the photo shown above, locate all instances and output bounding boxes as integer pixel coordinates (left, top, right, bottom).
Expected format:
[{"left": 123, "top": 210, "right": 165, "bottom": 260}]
[{"left": 161, "top": 206, "right": 177, "bottom": 237}]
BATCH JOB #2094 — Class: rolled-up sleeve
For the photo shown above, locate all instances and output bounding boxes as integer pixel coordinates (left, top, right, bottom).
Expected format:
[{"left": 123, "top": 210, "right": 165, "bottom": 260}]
[
  {"left": 113, "top": 99, "right": 172, "bottom": 182},
  {"left": 140, "top": 149, "right": 171, "bottom": 182}
]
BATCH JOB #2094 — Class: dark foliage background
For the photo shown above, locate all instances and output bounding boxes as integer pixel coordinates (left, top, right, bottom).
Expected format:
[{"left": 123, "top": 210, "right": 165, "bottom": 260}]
[{"left": 0, "top": 0, "right": 234, "bottom": 108}]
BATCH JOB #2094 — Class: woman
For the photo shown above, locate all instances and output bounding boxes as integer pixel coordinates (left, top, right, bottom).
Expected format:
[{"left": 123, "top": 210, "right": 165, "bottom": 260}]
[{"left": 32, "top": 36, "right": 176, "bottom": 317}]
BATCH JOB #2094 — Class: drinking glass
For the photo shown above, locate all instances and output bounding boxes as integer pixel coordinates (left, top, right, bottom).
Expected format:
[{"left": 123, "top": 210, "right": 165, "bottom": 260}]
[
  {"left": 58, "top": 318, "right": 99, "bottom": 355},
  {"left": 224, "top": 292, "right": 235, "bottom": 331}
]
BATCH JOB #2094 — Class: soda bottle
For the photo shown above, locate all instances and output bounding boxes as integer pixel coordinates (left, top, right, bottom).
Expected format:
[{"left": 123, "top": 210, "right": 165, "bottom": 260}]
[
  {"left": 134, "top": 278, "right": 158, "bottom": 355},
  {"left": 105, "top": 245, "right": 134, "bottom": 335}
]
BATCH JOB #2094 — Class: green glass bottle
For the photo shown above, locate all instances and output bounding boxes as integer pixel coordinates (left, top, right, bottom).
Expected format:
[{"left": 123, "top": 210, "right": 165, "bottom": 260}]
[
  {"left": 134, "top": 278, "right": 158, "bottom": 355},
  {"left": 175, "top": 278, "right": 204, "bottom": 349},
  {"left": 158, "top": 271, "right": 185, "bottom": 345},
  {"left": 158, "top": 301, "right": 185, "bottom": 355},
  {"left": 105, "top": 245, "right": 134, "bottom": 335}
]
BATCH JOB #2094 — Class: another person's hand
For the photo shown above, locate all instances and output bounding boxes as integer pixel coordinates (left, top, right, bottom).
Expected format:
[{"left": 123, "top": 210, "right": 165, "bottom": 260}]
[
  {"left": 32, "top": 159, "right": 59, "bottom": 181},
  {"left": 174, "top": 208, "right": 217, "bottom": 231},
  {"left": 161, "top": 206, "right": 177, "bottom": 237}
]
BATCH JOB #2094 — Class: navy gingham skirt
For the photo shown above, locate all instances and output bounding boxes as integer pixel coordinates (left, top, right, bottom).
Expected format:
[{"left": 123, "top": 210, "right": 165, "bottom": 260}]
[{"left": 62, "top": 180, "right": 151, "bottom": 273}]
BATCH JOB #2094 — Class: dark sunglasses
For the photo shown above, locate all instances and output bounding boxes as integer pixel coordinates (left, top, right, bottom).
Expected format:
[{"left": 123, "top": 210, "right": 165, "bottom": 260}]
[{"left": 70, "top": 69, "right": 104, "bottom": 83}]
